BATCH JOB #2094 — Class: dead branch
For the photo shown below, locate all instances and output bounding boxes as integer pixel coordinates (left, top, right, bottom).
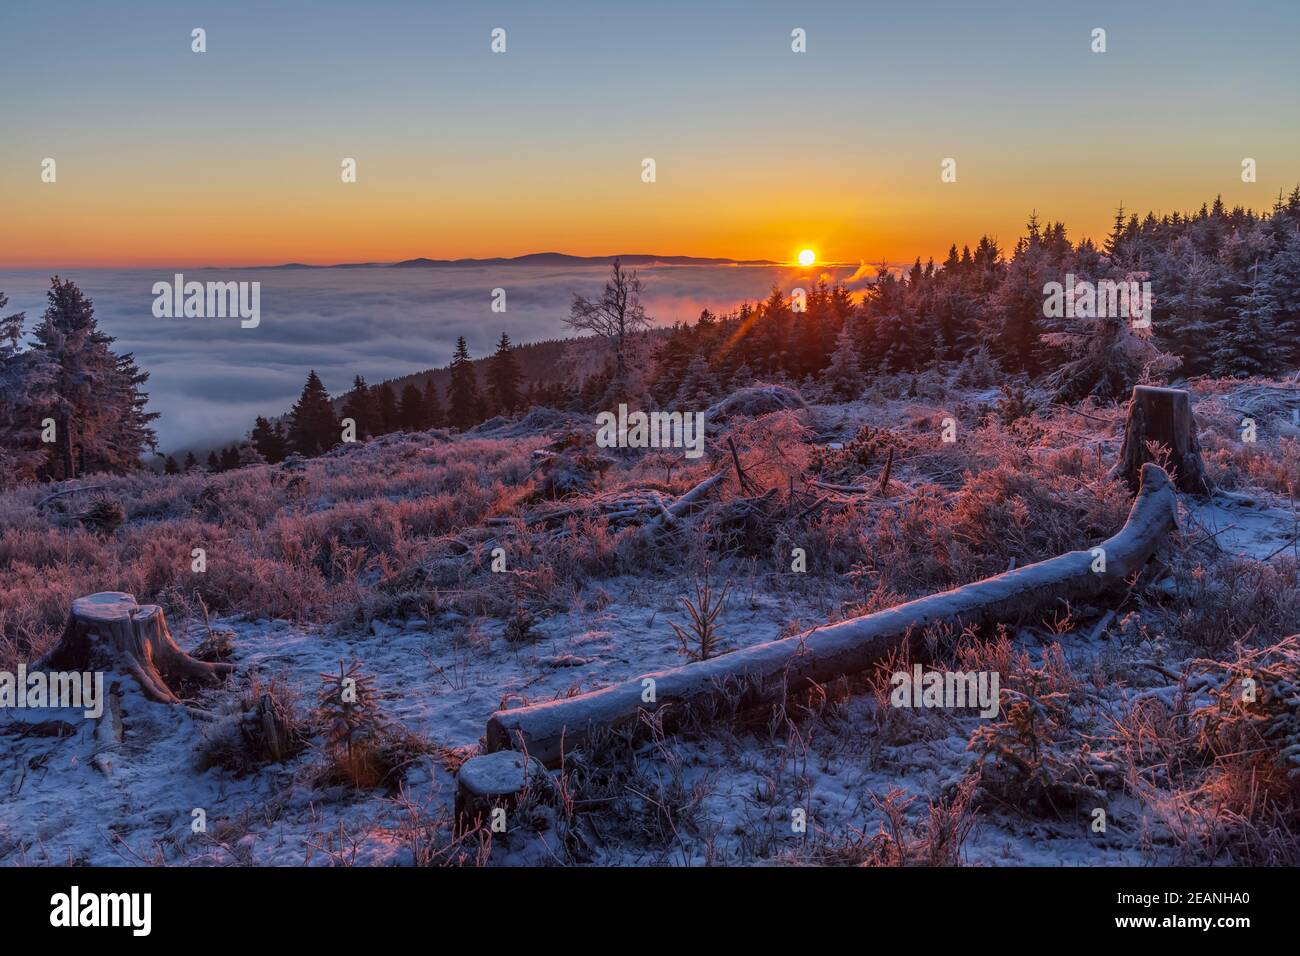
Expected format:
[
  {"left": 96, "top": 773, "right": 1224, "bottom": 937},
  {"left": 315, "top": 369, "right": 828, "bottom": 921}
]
[{"left": 35, "top": 483, "right": 112, "bottom": 509}]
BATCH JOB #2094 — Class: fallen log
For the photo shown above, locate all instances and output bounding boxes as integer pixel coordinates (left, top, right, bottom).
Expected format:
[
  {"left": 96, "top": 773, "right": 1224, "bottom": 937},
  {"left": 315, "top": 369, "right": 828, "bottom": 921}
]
[
  {"left": 487, "top": 464, "right": 1179, "bottom": 766},
  {"left": 794, "top": 494, "right": 831, "bottom": 521},
  {"left": 639, "top": 471, "right": 726, "bottom": 537},
  {"left": 39, "top": 592, "right": 234, "bottom": 705},
  {"left": 812, "top": 478, "right": 869, "bottom": 494}
]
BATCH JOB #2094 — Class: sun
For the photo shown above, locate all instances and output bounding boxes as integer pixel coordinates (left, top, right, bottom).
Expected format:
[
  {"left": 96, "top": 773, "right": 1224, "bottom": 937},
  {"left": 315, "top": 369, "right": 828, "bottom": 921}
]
[{"left": 797, "top": 248, "right": 816, "bottom": 267}]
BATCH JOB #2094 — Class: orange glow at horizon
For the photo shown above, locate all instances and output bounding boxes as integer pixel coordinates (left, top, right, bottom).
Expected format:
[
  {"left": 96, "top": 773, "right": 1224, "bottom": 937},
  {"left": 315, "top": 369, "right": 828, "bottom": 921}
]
[{"left": 0, "top": 152, "right": 1289, "bottom": 270}]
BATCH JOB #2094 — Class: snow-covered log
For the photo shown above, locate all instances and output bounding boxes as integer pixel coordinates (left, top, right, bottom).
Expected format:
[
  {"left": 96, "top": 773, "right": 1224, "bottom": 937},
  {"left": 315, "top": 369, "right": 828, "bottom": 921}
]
[
  {"left": 639, "top": 471, "right": 726, "bottom": 537},
  {"left": 1112, "top": 385, "right": 1211, "bottom": 496},
  {"left": 487, "top": 464, "right": 1179, "bottom": 766},
  {"left": 39, "top": 592, "right": 234, "bottom": 705}
]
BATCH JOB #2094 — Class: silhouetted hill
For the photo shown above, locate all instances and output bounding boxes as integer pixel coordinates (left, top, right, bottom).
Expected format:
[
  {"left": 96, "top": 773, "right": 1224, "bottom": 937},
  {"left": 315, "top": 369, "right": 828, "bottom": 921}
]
[{"left": 247, "top": 253, "right": 778, "bottom": 270}]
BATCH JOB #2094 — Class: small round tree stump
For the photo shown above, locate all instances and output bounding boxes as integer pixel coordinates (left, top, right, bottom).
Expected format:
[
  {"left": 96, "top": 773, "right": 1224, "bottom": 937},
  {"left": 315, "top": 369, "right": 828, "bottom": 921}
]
[
  {"left": 40, "top": 592, "right": 234, "bottom": 704},
  {"left": 454, "top": 750, "right": 551, "bottom": 832},
  {"left": 1112, "top": 385, "right": 1212, "bottom": 497}
]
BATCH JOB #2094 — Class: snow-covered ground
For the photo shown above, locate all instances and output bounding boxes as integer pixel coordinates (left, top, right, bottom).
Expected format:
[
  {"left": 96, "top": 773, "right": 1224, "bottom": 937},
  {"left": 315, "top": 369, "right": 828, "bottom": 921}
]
[
  {"left": 1187, "top": 492, "right": 1298, "bottom": 562},
  {"left": 3, "top": 379, "right": 1297, "bottom": 866}
]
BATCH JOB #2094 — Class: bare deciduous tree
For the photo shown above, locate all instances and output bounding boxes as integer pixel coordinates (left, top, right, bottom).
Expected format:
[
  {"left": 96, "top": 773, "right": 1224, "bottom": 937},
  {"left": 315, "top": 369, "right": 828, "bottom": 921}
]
[{"left": 565, "top": 259, "right": 651, "bottom": 390}]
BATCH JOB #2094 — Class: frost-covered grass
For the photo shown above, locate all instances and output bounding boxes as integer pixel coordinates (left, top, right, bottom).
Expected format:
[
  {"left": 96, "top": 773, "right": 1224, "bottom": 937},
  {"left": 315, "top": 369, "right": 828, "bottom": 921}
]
[
  {"left": 0, "top": 433, "right": 542, "bottom": 668},
  {"left": 1, "top": 373, "right": 1297, "bottom": 866}
]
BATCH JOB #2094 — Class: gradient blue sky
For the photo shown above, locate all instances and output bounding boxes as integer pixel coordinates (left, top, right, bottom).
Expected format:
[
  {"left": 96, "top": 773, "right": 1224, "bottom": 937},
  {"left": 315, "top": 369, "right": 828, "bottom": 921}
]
[{"left": 2, "top": 0, "right": 1298, "bottom": 266}]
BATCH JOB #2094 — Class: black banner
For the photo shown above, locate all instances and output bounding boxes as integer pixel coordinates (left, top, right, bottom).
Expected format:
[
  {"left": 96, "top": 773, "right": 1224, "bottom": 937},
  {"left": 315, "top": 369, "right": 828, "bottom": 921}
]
[{"left": 0, "top": 865, "right": 1273, "bottom": 941}]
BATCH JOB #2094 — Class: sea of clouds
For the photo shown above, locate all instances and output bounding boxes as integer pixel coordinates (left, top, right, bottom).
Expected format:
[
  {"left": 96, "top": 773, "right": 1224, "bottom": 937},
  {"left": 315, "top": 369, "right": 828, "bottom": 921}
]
[{"left": 0, "top": 263, "right": 868, "bottom": 452}]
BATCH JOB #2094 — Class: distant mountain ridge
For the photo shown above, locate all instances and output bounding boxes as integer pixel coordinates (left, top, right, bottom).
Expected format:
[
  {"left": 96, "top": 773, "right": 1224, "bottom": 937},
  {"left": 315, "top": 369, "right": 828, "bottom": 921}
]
[{"left": 250, "top": 252, "right": 778, "bottom": 270}]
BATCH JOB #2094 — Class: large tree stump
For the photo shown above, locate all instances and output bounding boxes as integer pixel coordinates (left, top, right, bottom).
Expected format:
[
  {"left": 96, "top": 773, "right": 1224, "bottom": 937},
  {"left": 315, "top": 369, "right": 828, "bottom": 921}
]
[
  {"left": 39, "top": 592, "right": 234, "bottom": 704},
  {"left": 1112, "top": 385, "right": 1211, "bottom": 496}
]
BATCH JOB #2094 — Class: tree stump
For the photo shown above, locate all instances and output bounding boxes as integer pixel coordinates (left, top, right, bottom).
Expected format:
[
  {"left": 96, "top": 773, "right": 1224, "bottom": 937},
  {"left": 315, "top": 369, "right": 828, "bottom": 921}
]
[
  {"left": 39, "top": 592, "right": 234, "bottom": 704},
  {"left": 1112, "top": 386, "right": 1212, "bottom": 496},
  {"left": 454, "top": 750, "right": 551, "bottom": 833}
]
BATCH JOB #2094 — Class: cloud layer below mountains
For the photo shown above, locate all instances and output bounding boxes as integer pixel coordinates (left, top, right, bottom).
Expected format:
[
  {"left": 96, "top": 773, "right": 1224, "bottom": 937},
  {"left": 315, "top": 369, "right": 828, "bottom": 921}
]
[{"left": 0, "top": 263, "right": 867, "bottom": 451}]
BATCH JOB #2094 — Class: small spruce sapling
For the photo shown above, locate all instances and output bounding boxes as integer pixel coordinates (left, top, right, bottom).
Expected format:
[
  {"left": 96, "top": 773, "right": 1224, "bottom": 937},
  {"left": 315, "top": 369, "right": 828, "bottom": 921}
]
[{"left": 670, "top": 573, "right": 731, "bottom": 662}]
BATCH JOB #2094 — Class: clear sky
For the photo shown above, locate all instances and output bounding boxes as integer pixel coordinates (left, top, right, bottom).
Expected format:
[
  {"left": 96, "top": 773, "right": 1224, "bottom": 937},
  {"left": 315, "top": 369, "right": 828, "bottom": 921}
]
[{"left": 2, "top": 0, "right": 1297, "bottom": 268}]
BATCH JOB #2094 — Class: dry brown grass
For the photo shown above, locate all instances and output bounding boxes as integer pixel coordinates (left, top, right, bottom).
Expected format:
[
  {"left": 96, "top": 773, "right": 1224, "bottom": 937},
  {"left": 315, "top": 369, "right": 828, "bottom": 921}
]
[
  {"left": 0, "top": 434, "right": 537, "bottom": 668},
  {"left": 805, "top": 776, "right": 981, "bottom": 867},
  {"left": 1154, "top": 550, "right": 1300, "bottom": 653},
  {"left": 1111, "top": 637, "right": 1300, "bottom": 865}
]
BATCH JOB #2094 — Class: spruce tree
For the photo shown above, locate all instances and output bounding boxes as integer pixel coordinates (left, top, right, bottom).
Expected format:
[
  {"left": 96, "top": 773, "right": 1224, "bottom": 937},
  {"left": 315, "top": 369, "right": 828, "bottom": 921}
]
[
  {"left": 340, "top": 375, "right": 379, "bottom": 439},
  {"left": 824, "top": 319, "right": 864, "bottom": 398},
  {"left": 1215, "top": 264, "right": 1277, "bottom": 376},
  {"left": 754, "top": 287, "right": 794, "bottom": 377},
  {"left": 106, "top": 349, "right": 158, "bottom": 475},
  {"left": 0, "top": 291, "right": 53, "bottom": 486},
  {"left": 183, "top": 451, "right": 199, "bottom": 471},
  {"left": 398, "top": 383, "right": 426, "bottom": 430},
  {"left": 250, "top": 415, "right": 288, "bottom": 463},
  {"left": 374, "top": 382, "right": 399, "bottom": 434},
  {"left": 674, "top": 352, "right": 714, "bottom": 408},
  {"left": 985, "top": 241, "right": 1043, "bottom": 374},
  {"left": 29, "top": 277, "right": 158, "bottom": 479},
  {"left": 1105, "top": 203, "right": 1129, "bottom": 264},
  {"left": 1262, "top": 230, "right": 1300, "bottom": 367},
  {"left": 236, "top": 439, "right": 264, "bottom": 466},
  {"left": 164, "top": 454, "right": 179, "bottom": 475},
  {"left": 650, "top": 321, "right": 698, "bottom": 401},
  {"left": 486, "top": 332, "right": 522, "bottom": 414},
  {"left": 287, "top": 370, "right": 338, "bottom": 456},
  {"left": 447, "top": 337, "right": 481, "bottom": 430},
  {"left": 422, "top": 378, "right": 444, "bottom": 427},
  {"left": 1156, "top": 240, "right": 1224, "bottom": 375}
]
